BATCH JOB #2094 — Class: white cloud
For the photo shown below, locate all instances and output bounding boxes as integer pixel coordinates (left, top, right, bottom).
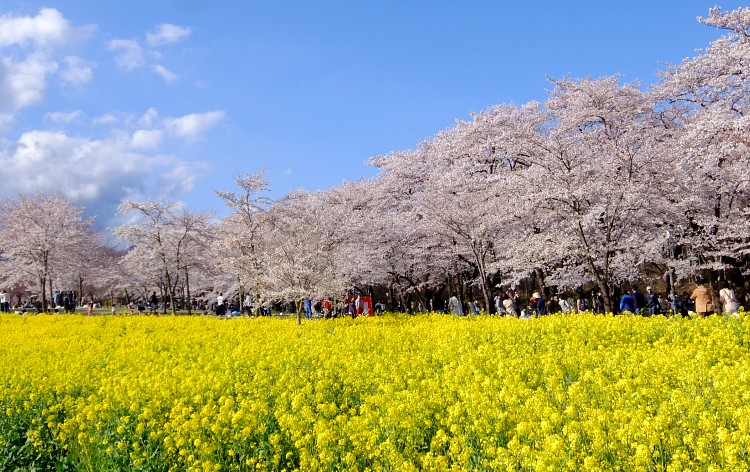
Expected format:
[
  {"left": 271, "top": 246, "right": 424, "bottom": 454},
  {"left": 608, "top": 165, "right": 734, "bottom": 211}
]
[
  {"left": 93, "top": 114, "right": 118, "bottom": 125},
  {"left": 108, "top": 23, "right": 189, "bottom": 81},
  {"left": 0, "top": 10, "right": 94, "bottom": 117},
  {"left": 152, "top": 64, "right": 178, "bottom": 84},
  {"left": 129, "top": 108, "right": 225, "bottom": 142},
  {"left": 60, "top": 56, "right": 94, "bottom": 86},
  {"left": 107, "top": 39, "right": 145, "bottom": 70},
  {"left": 45, "top": 110, "right": 83, "bottom": 124},
  {"left": 131, "top": 129, "right": 163, "bottom": 149},
  {"left": 137, "top": 108, "right": 160, "bottom": 127},
  {"left": 160, "top": 160, "right": 209, "bottom": 194},
  {"left": 0, "top": 52, "right": 58, "bottom": 111},
  {"left": 0, "top": 8, "right": 91, "bottom": 49},
  {"left": 146, "top": 23, "right": 191, "bottom": 46},
  {"left": 0, "top": 130, "right": 206, "bottom": 226},
  {"left": 283, "top": 168, "right": 293, "bottom": 176},
  {"left": 166, "top": 111, "right": 225, "bottom": 140},
  {"left": 0, "top": 113, "right": 13, "bottom": 132},
  {"left": 0, "top": 11, "right": 214, "bottom": 225}
]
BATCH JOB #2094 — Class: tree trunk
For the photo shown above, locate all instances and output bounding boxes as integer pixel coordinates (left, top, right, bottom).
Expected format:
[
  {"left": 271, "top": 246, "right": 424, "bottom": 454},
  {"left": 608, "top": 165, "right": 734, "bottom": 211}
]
[
  {"left": 597, "top": 280, "right": 614, "bottom": 314},
  {"left": 388, "top": 282, "right": 395, "bottom": 312},
  {"left": 49, "top": 280, "right": 54, "bottom": 313},
  {"left": 458, "top": 274, "right": 467, "bottom": 313},
  {"left": 77, "top": 276, "right": 84, "bottom": 310},
  {"left": 185, "top": 268, "right": 191, "bottom": 315},
  {"left": 39, "top": 276, "right": 47, "bottom": 312},
  {"left": 168, "top": 284, "right": 176, "bottom": 315},
  {"left": 534, "top": 268, "right": 546, "bottom": 297},
  {"left": 471, "top": 243, "right": 492, "bottom": 315}
]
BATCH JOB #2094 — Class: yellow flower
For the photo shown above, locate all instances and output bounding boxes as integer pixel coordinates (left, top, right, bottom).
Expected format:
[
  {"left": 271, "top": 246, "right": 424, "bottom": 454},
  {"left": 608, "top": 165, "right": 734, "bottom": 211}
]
[{"left": 0, "top": 313, "right": 749, "bottom": 470}]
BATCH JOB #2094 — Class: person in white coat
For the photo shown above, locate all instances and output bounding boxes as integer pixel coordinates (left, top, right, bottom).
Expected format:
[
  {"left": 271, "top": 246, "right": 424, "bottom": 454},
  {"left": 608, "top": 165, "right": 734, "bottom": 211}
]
[
  {"left": 448, "top": 295, "right": 464, "bottom": 316},
  {"left": 719, "top": 282, "right": 739, "bottom": 315},
  {"left": 559, "top": 296, "right": 573, "bottom": 314},
  {"left": 0, "top": 290, "right": 9, "bottom": 313}
]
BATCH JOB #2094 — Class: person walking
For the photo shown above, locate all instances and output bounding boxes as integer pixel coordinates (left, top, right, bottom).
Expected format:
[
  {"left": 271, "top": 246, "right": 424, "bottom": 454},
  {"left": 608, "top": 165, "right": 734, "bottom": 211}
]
[
  {"left": 559, "top": 296, "right": 573, "bottom": 314},
  {"left": 690, "top": 278, "right": 713, "bottom": 317},
  {"left": 494, "top": 292, "right": 504, "bottom": 315},
  {"left": 576, "top": 293, "right": 588, "bottom": 313},
  {"left": 646, "top": 286, "right": 660, "bottom": 316},
  {"left": 593, "top": 290, "right": 605, "bottom": 314},
  {"left": 719, "top": 282, "right": 739, "bottom": 315},
  {"left": 0, "top": 290, "right": 9, "bottom": 313},
  {"left": 216, "top": 293, "right": 226, "bottom": 317},
  {"left": 448, "top": 295, "right": 464, "bottom": 316},
  {"left": 533, "top": 292, "right": 548, "bottom": 316},
  {"left": 620, "top": 290, "right": 636, "bottom": 314},
  {"left": 632, "top": 286, "right": 647, "bottom": 316},
  {"left": 503, "top": 294, "right": 518, "bottom": 317},
  {"left": 65, "top": 291, "right": 76, "bottom": 314}
]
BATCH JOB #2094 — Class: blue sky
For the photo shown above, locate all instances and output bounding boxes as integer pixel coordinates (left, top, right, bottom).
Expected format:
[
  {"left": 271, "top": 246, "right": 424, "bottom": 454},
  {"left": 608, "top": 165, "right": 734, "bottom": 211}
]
[{"left": 0, "top": 1, "right": 744, "bottom": 226}]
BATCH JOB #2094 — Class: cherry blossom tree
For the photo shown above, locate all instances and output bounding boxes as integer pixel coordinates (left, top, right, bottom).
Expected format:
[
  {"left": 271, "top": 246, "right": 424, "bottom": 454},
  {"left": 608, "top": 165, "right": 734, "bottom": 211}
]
[
  {"left": 415, "top": 127, "right": 503, "bottom": 311},
  {"left": 259, "top": 190, "right": 344, "bottom": 323},
  {"left": 321, "top": 179, "right": 384, "bottom": 293},
  {"left": 55, "top": 226, "right": 110, "bottom": 303},
  {"left": 654, "top": 6, "right": 750, "bottom": 279},
  {"left": 509, "top": 77, "right": 676, "bottom": 311},
  {"left": 112, "top": 199, "right": 213, "bottom": 314},
  {"left": 170, "top": 208, "right": 214, "bottom": 313},
  {"left": 366, "top": 149, "right": 457, "bottom": 311},
  {"left": 74, "top": 244, "right": 128, "bottom": 306},
  {"left": 213, "top": 171, "right": 274, "bottom": 312},
  {"left": 366, "top": 103, "right": 549, "bottom": 311},
  {"left": 0, "top": 192, "right": 97, "bottom": 311}
]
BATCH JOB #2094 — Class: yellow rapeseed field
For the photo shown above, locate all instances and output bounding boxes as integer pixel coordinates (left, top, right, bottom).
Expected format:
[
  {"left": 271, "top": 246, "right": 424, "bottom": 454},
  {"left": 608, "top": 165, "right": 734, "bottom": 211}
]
[{"left": 1, "top": 312, "right": 749, "bottom": 471}]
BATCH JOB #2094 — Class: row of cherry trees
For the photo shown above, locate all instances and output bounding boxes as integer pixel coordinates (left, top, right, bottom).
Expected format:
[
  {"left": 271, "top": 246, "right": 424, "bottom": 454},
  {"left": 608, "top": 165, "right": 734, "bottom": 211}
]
[{"left": 0, "top": 7, "right": 747, "bottom": 314}]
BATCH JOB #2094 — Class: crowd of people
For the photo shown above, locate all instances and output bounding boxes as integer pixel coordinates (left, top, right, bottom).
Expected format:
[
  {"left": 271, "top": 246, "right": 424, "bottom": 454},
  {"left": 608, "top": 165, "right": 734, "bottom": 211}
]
[
  {"left": 612, "top": 279, "right": 741, "bottom": 317},
  {"left": 0, "top": 289, "right": 82, "bottom": 314},
  {"left": 120, "top": 292, "right": 382, "bottom": 319},
  {"left": 2, "top": 277, "right": 743, "bottom": 319},
  {"left": 436, "top": 279, "right": 744, "bottom": 318}
]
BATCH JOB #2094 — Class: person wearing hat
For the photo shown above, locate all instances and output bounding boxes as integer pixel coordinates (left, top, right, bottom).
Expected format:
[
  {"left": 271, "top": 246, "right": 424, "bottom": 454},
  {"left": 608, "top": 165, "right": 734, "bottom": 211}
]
[{"left": 646, "top": 286, "right": 660, "bottom": 315}]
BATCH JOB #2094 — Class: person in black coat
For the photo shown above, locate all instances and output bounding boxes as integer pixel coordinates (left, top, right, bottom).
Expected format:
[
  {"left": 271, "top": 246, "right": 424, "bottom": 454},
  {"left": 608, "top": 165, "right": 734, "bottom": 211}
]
[
  {"left": 632, "top": 286, "right": 647, "bottom": 316},
  {"left": 646, "top": 286, "right": 660, "bottom": 315}
]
